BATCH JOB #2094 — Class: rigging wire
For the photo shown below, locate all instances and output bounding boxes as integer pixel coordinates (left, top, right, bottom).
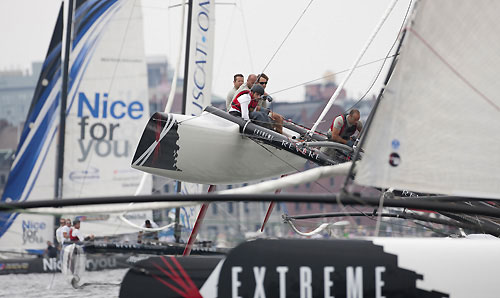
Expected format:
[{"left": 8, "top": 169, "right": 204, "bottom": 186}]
[
  {"left": 341, "top": 0, "right": 412, "bottom": 191},
  {"left": 308, "top": 0, "right": 400, "bottom": 136},
  {"left": 344, "top": 0, "right": 413, "bottom": 113},
  {"left": 258, "top": 0, "right": 315, "bottom": 75},
  {"left": 212, "top": 3, "right": 238, "bottom": 88},
  {"left": 268, "top": 55, "right": 396, "bottom": 97},
  {"left": 285, "top": 212, "right": 459, "bottom": 237}
]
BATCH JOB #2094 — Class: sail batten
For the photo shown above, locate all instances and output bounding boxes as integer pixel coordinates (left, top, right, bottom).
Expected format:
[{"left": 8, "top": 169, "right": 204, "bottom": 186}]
[{"left": 356, "top": 0, "right": 500, "bottom": 198}]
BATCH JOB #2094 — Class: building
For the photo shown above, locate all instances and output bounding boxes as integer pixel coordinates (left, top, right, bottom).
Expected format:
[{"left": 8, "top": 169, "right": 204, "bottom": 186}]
[{"left": 0, "top": 63, "right": 42, "bottom": 127}]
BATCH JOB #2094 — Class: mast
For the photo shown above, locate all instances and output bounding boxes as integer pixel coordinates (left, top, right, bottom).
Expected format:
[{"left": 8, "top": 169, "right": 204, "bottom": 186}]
[
  {"left": 174, "top": 0, "right": 194, "bottom": 243},
  {"left": 55, "top": 0, "right": 74, "bottom": 201}
]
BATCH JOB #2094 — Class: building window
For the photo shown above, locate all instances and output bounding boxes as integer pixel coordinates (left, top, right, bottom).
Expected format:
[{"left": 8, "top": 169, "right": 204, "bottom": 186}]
[
  {"left": 295, "top": 202, "right": 300, "bottom": 211},
  {"left": 307, "top": 202, "right": 312, "bottom": 210},
  {"left": 163, "top": 184, "right": 169, "bottom": 193},
  {"left": 228, "top": 202, "right": 233, "bottom": 214},
  {"left": 244, "top": 202, "right": 249, "bottom": 214},
  {"left": 212, "top": 204, "right": 218, "bottom": 215},
  {"left": 330, "top": 177, "right": 335, "bottom": 186}
]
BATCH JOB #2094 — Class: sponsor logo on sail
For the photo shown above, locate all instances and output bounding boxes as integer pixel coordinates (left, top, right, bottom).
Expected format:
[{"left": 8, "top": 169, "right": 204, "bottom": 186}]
[
  {"left": 76, "top": 92, "right": 145, "bottom": 162},
  {"left": 188, "top": 0, "right": 213, "bottom": 115},
  {"left": 391, "top": 139, "right": 400, "bottom": 149},
  {"left": 69, "top": 167, "right": 100, "bottom": 182},
  {"left": 21, "top": 220, "right": 46, "bottom": 245},
  {"left": 389, "top": 152, "right": 400, "bottom": 167}
]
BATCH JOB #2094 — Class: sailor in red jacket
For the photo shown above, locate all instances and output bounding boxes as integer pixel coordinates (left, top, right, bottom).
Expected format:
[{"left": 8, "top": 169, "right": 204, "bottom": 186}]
[
  {"left": 228, "top": 84, "right": 265, "bottom": 120},
  {"left": 69, "top": 219, "right": 95, "bottom": 242}
]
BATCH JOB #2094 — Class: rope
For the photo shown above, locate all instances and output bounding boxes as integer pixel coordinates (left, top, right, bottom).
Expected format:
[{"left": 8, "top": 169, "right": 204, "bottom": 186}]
[
  {"left": 258, "top": 0, "right": 315, "bottom": 75},
  {"left": 308, "top": 0, "right": 400, "bottom": 136},
  {"left": 118, "top": 214, "right": 175, "bottom": 232},
  {"left": 345, "top": 0, "right": 413, "bottom": 112}
]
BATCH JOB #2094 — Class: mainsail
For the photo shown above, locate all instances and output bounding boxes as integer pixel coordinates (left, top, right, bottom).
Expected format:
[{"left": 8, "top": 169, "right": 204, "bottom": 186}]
[
  {"left": 0, "top": 4, "right": 65, "bottom": 252},
  {"left": 356, "top": 0, "right": 500, "bottom": 199},
  {"left": 63, "top": 0, "right": 152, "bottom": 236},
  {"left": 0, "top": 0, "right": 152, "bottom": 252}
]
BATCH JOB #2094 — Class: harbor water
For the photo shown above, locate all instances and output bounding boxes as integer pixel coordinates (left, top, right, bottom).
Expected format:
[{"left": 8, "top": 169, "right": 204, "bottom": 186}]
[{"left": 0, "top": 268, "right": 128, "bottom": 298}]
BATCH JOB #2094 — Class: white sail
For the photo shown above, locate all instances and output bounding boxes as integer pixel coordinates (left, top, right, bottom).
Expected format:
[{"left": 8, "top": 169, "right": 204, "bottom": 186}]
[
  {"left": 63, "top": 0, "right": 152, "bottom": 236},
  {"left": 356, "top": 0, "right": 500, "bottom": 199},
  {"left": 0, "top": 5, "right": 65, "bottom": 252},
  {"left": 0, "top": 0, "right": 153, "bottom": 252}
]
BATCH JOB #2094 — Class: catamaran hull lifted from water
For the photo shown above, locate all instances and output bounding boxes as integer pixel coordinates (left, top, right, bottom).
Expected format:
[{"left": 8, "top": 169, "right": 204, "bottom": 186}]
[{"left": 132, "top": 107, "right": 336, "bottom": 184}]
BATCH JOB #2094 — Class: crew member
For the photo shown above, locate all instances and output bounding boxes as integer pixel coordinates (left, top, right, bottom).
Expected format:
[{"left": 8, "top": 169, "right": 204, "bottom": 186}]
[
  {"left": 45, "top": 241, "right": 58, "bottom": 258},
  {"left": 62, "top": 218, "right": 72, "bottom": 244},
  {"left": 328, "top": 109, "right": 363, "bottom": 147},
  {"left": 55, "top": 218, "right": 66, "bottom": 247},
  {"left": 69, "top": 219, "right": 95, "bottom": 242},
  {"left": 138, "top": 219, "right": 159, "bottom": 243},
  {"left": 229, "top": 84, "right": 266, "bottom": 121},
  {"left": 256, "top": 73, "right": 284, "bottom": 133},
  {"left": 232, "top": 74, "right": 257, "bottom": 102},
  {"left": 226, "top": 73, "right": 244, "bottom": 110}
]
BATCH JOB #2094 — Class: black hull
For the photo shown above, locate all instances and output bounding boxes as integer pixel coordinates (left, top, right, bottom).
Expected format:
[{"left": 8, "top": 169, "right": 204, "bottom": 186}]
[
  {"left": 119, "top": 239, "right": 453, "bottom": 298},
  {"left": 205, "top": 106, "right": 337, "bottom": 166}
]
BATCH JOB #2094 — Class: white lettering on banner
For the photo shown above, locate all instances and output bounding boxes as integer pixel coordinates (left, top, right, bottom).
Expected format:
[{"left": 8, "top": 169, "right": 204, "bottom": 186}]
[
  {"left": 228, "top": 265, "right": 389, "bottom": 298},
  {"left": 347, "top": 266, "right": 363, "bottom": 298},
  {"left": 300, "top": 266, "right": 313, "bottom": 298},
  {"left": 253, "top": 129, "right": 274, "bottom": 141},
  {"left": 253, "top": 266, "right": 266, "bottom": 298},
  {"left": 276, "top": 266, "right": 288, "bottom": 298},
  {"left": 43, "top": 258, "right": 60, "bottom": 271},
  {"left": 375, "top": 266, "right": 386, "bottom": 298},
  {"left": 280, "top": 140, "right": 320, "bottom": 160},
  {"left": 42, "top": 257, "right": 120, "bottom": 271},
  {"left": 324, "top": 266, "right": 335, "bottom": 298},
  {"left": 232, "top": 266, "right": 243, "bottom": 298}
]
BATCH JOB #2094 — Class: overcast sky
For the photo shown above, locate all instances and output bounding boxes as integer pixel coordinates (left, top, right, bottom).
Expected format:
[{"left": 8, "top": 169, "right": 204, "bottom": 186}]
[{"left": 0, "top": 0, "right": 412, "bottom": 102}]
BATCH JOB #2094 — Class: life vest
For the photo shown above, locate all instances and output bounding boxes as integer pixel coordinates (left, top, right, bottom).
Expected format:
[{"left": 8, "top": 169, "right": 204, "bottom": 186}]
[
  {"left": 69, "top": 228, "right": 79, "bottom": 241},
  {"left": 330, "top": 113, "right": 357, "bottom": 140},
  {"left": 231, "top": 90, "right": 258, "bottom": 112}
]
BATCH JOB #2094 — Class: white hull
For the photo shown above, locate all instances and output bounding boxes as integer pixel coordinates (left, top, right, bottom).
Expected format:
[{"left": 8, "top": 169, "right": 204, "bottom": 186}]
[{"left": 132, "top": 111, "right": 309, "bottom": 184}]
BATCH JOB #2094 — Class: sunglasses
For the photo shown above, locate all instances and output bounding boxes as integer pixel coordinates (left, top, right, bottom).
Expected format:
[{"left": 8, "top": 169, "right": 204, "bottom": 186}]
[{"left": 258, "top": 81, "right": 267, "bottom": 85}]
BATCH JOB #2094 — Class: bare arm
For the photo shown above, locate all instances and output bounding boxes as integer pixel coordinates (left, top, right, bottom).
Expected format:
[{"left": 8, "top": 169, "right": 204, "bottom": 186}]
[{"left": 330, "top": 127, "right": 347, "bottom": 144}]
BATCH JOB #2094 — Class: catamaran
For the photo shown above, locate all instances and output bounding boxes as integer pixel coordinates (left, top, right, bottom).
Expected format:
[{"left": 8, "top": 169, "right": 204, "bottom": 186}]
[{"left": 122, "top": 0, "right": 500, "bottom": 297}]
